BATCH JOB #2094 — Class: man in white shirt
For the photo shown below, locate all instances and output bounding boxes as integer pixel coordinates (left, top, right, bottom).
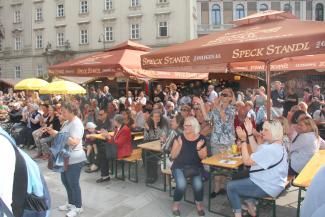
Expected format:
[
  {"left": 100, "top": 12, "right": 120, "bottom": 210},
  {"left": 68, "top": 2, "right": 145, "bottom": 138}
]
[{"left": 207, "top": 85, "right": 218, "bottom": 103}]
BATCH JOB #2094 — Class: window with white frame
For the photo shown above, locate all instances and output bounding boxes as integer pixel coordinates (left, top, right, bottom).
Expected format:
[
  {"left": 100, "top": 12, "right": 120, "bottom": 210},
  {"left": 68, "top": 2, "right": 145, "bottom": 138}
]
[
  {"left": 316, "top": 3, "right": 324, "bottom": 21},
  {"left": 259, "top": 3, "right": 268, "bottom": 12},
  {"left": 80, "top": 1, "right": 89, "bottom": 14},
  {"left": 80, "top": 29, "right": 88, "bottom": 44},
  {"left": 14, "top": 36, "right": 21, "bottom": 50},
  {"left": 105, "top": 0, "right": 113, "bottom": 10},
  {"left": 130, "top": 24, "right": 140, "bottom": 39},
  {"left": 35, "top": 8, "right": 43, "bottom": 21},
  {"left": 104, "top": 26, "right": 113, "bottom": 41},
  {"left": 15, "top": 66, "right": 21, "bottom": 78},
  {"left": 212, "top": 4, "right": 221, "bottom": 25},
  {"left": 14, "top": 10, "right": 21, "bottom": 23},
  {"left": 131, "top": 0, "right": 140, "bottom": 7},
  {"left": 36, "top": 34, "right": 43, "bottom": 49},
  {"left": 283, "top": 3, "right": 292, "bottom": 12},
  {"left": 235, "top": 4, "right": 245, "bottom": 20},
  {"left": 57, "top": 4, "right": 64, "bottom": 17},
  {"left": 37, "top": 64, "right": 43, "bottom": 77},
  {"left": 57, "top": 32, "right": 65, "bottom": 47},
  {"left": 158, "top": 21, "right": 168, "bottom": 37}
]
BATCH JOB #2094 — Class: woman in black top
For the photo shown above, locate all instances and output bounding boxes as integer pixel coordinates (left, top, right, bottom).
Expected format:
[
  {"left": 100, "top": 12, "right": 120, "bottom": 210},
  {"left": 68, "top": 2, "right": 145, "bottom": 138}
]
[
  {"left": 170, "top": 116, "right": 207, "bottom": 217},
  {"left": 283, "top": 88, "right": 298, "bottom": 118}
]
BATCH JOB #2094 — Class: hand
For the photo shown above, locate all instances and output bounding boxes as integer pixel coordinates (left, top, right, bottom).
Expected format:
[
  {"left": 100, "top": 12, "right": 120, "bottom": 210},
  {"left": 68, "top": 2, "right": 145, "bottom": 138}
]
[
  {"left": 236, "top": 126, "right": 247, "bottom": 141},
  {"left": 244, "top": 118, "right": 253, "bottom": 135},
  {"left": 196, "top": 139, "right": 205, "bottom": 150},
  {"left": 100, "top": 129, "right": 110, "bottom": 139},
  {"left": 85, "top": 134, "right": 91, "bottom": 139},
  {"left": 213, "top": 97, "right": 221, "bottom": 110}
]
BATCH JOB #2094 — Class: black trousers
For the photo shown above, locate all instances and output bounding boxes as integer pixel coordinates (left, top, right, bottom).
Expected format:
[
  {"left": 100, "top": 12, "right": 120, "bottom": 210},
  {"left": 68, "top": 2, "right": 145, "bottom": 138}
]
[
  {"left": 146, "top": 152, "right": 159, "bottom": 181},
  {"left": 97, "top": 143, "right": 109, "bottom": 177}
]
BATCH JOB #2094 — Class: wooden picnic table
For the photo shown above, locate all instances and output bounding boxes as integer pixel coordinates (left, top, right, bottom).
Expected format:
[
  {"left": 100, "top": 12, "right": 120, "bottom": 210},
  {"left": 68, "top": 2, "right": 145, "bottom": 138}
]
[
  {"left": 138, "top": 140, "right": 162, "bottom": 152},
  {"left": 293, "top": 150, "right": 325, "bottom": 217},
  {"left": 202, "top": 153, "right": 244, "bottom": 216},
  {"left": 88, "top": 131, "right": 144, "bottom": 141}
]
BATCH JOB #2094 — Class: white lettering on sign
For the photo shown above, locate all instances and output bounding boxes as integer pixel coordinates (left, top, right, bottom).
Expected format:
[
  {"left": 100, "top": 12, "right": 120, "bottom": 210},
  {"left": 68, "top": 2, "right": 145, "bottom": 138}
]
[
  {"left": 232, "top": 42, "right": 310, "bottom": 59},
  {"left": 193, "top": 54, "right": 221, "bottom": 62},
  {"left": 316, "top": 41, "right": 325, "bottom": 48}
]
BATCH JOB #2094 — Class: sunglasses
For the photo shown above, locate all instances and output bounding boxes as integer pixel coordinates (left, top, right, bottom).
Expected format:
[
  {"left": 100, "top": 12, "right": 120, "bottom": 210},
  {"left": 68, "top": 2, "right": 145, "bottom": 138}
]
[{"left": 221, "top": 93, "right": 230, "bottom": 97}]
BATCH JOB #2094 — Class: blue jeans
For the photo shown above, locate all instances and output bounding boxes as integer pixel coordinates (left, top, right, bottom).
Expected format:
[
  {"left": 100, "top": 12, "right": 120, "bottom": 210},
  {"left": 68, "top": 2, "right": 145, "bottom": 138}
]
[
  {"left": 172, "top": 168, "right": 204, "bottom": 202},
  {"left": 61, "top": 162, "right": 84, "bottom": 208},
  {"left": 226, "top": 178, "right": 268, "bottom": 213}
]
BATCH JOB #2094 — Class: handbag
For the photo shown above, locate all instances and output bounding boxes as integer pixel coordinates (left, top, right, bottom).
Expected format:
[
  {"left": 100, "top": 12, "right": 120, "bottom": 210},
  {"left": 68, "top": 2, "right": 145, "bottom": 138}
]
[
  {"left": 232, "top": 147, "right": 285, "bottom": 180},
  {"left": 182, "top": 165, "right": 200, "bottom": 178},
  {"left": 105, "top": 143, "right": 118, "bottom": 160}
]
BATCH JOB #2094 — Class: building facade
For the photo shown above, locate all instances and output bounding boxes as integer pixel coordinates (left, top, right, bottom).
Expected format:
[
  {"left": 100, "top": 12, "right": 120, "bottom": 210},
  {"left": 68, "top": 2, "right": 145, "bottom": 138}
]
[
  {"left": 0, "top": 0, "right": 197, "bottom": 79},
  {"left": 197, "top": 0, "right": 325, "bottom": 36}
]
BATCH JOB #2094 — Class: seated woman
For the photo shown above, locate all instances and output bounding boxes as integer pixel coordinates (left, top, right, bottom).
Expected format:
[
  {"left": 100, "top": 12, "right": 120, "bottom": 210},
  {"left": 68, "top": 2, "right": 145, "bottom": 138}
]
[
  {"left": 101, "top": 114, "right": 132, "bottom": 160},
  {"left": 121, "top": 109, "right": 135, "bottom": 130},
  {"left": 227, "top": 119, "right": 288, "bottom": 217},
  {"left": 289, "top": 117, "right": 320, "bottom": 175},
  {"left": 170, "top": 116, "right": 207, "bottom": 217}
]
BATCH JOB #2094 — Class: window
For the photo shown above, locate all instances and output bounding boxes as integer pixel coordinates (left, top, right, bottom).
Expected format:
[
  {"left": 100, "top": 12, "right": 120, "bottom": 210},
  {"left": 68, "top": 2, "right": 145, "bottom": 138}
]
[
  {"left": 14, "top": 10, "right": 21, "bottom": 23},
  {"left": 212, "top": 4, "right": 221, "bottom": 25},
  {"left": 316, "top": 3, "right": 324, "bottom": 21},
  {"left": 57, "top": 32, "right": 65, "bottom": 47},
  {"left": 80, "top": 29, "right": 88, "bottom": 44},
  {"left": 15, "top": 66, "right": 21, "bottom": 78},
  {"left": 36, "top": 34, "right": 43, "bottom": 49},
  {"left": 37, "top": 64, "right": 43, "bottom": 77},
  {"left": 35, "top": 8, "right": 43, "bottom": 21},
  {"left": 158, "top": 0, "right": 167, "bottom": 3},
  {"left": 158, "top": 21, "right": 168, "bottom": 37},
  {"left": 0, "top": 38, "right": 2, "bottom": 51},
  {"left": 130, "top": 24, "right": 140, "bottom": 39},
  {"left": 80, "top": 1, "right": 89, "bottom": 14},
  {"left": 105, "top": 0, "right": 113, "bottom": 10},
  {"left": 104, "top": 27, "right": 113, "bottom": 41},
  {"left": 131, "top": 0, "right": 140, "bottom": 7},
  {"left": 259, "top": 3, "right": 268, "bottom": 12},
  {"left": 283, "top": 3, "right": 292, "bottom": 12},
  {"left": 14, "top": 36, "right": 21, "bottom": 50},
  {"left": 235, "top": 4, "right": 245, "bottom": 20},
  {"left": 57, "top": 4, "right": 64, "bottom": 17},
  {"left": 0, "top": 67, "right": 2, "bottom": 78}
]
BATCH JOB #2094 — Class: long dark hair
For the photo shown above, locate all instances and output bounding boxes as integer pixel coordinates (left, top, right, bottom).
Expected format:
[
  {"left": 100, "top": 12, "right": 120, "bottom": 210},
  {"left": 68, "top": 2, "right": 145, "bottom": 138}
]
[{"left": 147, "top": 109, "right": 168, "bottom": 130}]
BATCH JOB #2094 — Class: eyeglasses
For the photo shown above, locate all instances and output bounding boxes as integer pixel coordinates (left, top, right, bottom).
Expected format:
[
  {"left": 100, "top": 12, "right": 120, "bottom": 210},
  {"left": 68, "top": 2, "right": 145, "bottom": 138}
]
[
  {"left": 194, "top": 108, "right": 200, "bottom": 111},
  {"left": 221, "top": 93, "right": 230, "bottom": 97},
  {"left": 181, "top": 109, "right": 190, "bottom": 112},
  {"left": 184, "top": 124, "right": 192, "bottom": 128}
]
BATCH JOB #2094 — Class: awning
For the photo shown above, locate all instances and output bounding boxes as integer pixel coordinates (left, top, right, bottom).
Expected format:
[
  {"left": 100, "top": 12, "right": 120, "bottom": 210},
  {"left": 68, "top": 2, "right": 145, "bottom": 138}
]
[
  {"left": 0, "top": 78, "right": 24, "bottom": 87},
  {"left": 58, "top": 76, "right": 99, "bottom": 84}
]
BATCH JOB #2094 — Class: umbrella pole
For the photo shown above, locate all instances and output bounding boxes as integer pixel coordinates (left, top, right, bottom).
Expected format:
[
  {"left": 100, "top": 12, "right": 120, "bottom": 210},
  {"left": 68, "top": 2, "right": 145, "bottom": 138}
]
[{"left": 265, "top": 60, "right": 271, "bottom": 121}]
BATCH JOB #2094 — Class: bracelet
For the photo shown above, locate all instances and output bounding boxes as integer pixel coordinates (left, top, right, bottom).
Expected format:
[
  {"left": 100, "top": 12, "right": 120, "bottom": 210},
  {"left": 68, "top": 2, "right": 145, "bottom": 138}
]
[
  {"left": 197, "top": 144, "right": 206, "bottom": 151},
  {"left": 248, "top": 134, "right": 253, "bottom": 137},
  {"left": 240, "top": 140, "right": 247, "bottom": 143}
]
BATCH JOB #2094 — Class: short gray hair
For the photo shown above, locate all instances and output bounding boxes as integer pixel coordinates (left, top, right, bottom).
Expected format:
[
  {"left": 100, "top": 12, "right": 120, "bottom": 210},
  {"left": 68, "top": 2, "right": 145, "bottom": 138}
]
[
  {"left": 114, "top": 114, "right": 124, "bottom": 125},
  {"left": 185, "top": 116, "right": 201, "bottom": 135}
]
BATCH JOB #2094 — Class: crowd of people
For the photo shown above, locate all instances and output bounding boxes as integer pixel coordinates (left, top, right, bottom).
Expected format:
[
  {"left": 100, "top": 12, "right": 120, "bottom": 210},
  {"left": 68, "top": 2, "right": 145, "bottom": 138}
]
[{"left": 0, "top": 80, "right": 324, "bottom": 217}]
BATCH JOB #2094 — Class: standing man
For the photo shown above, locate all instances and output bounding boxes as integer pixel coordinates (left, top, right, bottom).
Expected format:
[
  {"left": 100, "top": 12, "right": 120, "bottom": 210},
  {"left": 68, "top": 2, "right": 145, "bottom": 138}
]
[
  {"left": 308, "top": 85, "right": 325, "bottom": 117},
  {"left": 207, "top": 85, "right": 218, "bottom": 103},
  {"left": 99, "top": 86, "right": 114, "bottom": 110},
  {"left": 153, "top": 85, "right": 165, "bottom": 104},
  {"left": 271, "top": 81, "right": 285, "bottom": 118}
]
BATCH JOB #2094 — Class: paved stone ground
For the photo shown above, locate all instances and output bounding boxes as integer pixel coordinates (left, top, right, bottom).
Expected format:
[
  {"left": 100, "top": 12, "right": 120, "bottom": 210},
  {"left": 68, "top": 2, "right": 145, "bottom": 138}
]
[{"left": 31, "top": 151, "right": 300, "bottom": 217}]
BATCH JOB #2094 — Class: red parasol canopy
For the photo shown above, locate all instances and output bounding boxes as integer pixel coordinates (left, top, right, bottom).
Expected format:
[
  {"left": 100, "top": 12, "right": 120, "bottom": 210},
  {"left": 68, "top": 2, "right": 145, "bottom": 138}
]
[{"left": 48, "top": 40, "right": 208, "bottom": 80}]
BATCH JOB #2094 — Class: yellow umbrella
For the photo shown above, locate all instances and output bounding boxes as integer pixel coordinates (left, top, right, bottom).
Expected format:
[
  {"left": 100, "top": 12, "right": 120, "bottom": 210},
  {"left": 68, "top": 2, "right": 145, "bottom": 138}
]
[
  {"left": 14, "top": 78, "right": 49, "bottom": 90},
  {"left": 39, "top": 80, "right": 86, "bottom": 95}
]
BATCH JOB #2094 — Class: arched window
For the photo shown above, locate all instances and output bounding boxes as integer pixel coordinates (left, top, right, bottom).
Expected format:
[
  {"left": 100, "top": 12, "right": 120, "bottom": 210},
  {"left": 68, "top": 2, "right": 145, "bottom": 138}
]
[
  {"left": 236, "top": 4, "right": 245, "bottom": 19},
  {"left": 316, "top": 3, "right": 324, "bottom": 21},
  {"left": 212, "top": 4, "right": 221, "bottom": 25},
  {"left": 259, "top": 3, "right": 268, "bottom": 12},
  {"left": 283, "top": 3, "right": 292, "bottom": 12}
]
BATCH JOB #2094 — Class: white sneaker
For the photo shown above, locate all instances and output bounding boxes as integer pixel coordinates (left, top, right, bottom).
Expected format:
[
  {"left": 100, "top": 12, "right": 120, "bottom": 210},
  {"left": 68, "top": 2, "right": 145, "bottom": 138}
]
[
  {"left": 66, "top": 207, "right": 84, "bottom": 217},
  {"left": 58, "top": 203, "right": 74, "bottom": 211}
]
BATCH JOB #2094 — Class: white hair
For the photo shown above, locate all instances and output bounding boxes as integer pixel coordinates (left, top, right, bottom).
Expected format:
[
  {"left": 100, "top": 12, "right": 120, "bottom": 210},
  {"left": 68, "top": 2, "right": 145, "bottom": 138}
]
[
  {"left": 263, "top": 120, "right": 284, "bottom": 142},
  {"left": 185, "top": 116, "right": 201, "bottom": 135}
]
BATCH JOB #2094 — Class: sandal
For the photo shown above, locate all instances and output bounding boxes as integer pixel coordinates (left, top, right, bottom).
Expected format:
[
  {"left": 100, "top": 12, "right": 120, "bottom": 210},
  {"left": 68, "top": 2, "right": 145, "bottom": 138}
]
[{"left": 172, "top": 209, "right": 180, "bottom": 217}]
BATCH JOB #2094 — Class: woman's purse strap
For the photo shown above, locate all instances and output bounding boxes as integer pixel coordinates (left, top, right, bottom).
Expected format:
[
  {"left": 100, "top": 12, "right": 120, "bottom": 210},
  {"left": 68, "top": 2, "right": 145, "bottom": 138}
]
[{"left": 250, "top": 147, "right": 285, "bottom": 174}]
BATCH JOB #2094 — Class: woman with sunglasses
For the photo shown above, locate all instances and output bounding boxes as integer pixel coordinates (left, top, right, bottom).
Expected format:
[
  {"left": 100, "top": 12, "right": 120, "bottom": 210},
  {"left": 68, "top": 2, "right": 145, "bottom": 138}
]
[{"left": 196, "top": 88, "right": 236, "bottom": 197}]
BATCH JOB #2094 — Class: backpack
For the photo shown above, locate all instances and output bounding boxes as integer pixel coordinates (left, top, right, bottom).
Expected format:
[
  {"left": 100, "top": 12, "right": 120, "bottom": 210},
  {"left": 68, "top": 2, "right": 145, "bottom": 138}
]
[{"left": 0, "top": 127, "right": 51, "bottom": 217}]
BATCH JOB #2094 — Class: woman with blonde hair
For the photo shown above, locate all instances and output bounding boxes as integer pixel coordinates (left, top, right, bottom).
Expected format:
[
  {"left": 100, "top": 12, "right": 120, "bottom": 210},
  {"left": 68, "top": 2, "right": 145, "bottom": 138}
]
[
  {"left": 289, "top": 117, "right": 320, "bottom": 175},
  {"left": 227, "top": 119, "right": 288, "bottom": 217},
  {"left": 168, "top": 83, "right": 179, "bottom": 106}
]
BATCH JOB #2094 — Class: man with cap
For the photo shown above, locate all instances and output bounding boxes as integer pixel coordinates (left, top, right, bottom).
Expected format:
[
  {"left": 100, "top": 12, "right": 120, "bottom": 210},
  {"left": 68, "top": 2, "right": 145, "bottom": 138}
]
[{"left": 308, "top": 85, "right": 325, "bottom": 117}]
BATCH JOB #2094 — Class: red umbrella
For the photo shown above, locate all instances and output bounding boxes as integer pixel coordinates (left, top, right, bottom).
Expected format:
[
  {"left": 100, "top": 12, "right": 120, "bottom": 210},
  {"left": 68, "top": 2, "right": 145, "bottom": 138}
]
[{"left": 142, "top": 11, "right": 325, "bottom": 119}]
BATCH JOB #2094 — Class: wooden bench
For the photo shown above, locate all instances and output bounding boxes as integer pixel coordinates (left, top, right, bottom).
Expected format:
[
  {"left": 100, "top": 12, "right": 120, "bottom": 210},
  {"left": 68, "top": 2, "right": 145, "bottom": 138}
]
[
  {"left": 256, "top": 175, "right": 295, "bottom": 217},
  {"left": 115, "top": 148, "right": 142, "bottom": 182},
  {"left": 162, "top": 168, "right": 172, "bottom": 196}
]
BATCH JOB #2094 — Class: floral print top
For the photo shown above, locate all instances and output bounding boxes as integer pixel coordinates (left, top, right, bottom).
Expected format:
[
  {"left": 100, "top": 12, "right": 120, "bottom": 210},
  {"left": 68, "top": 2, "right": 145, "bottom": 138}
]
[{"left": 208, "top": 105, "right": 236, "bottom": 147}]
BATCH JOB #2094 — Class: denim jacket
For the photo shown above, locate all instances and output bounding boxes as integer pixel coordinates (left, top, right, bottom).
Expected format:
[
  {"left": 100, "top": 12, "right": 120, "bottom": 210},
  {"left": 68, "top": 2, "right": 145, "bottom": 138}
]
[{"left": 49, "top": 132, "right": 70, "bottom": 173}]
